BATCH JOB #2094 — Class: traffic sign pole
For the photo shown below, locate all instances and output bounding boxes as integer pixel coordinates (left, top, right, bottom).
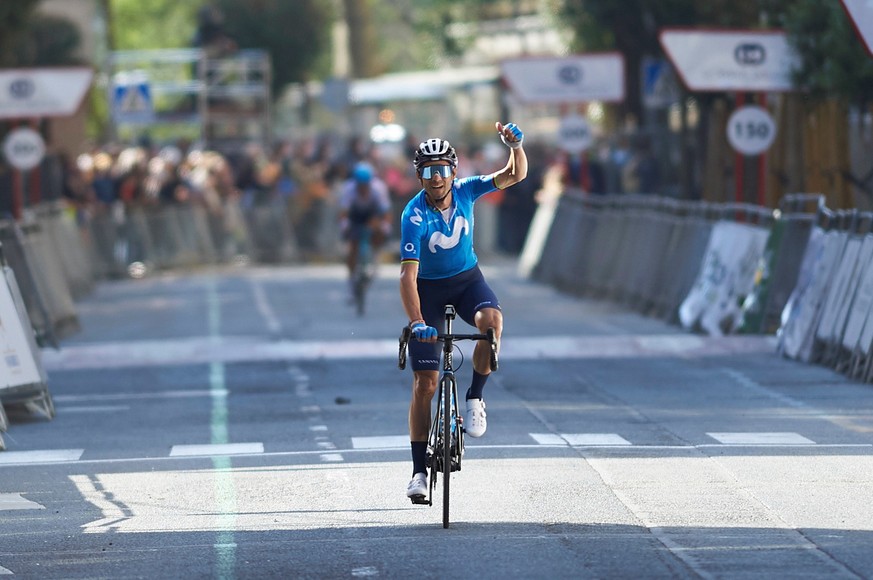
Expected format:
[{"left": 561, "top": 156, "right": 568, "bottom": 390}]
[
  {"left": 735, "top": 93, "right": 745, "bottom": 205},
  {"left": 28, "top": 119, "right": 41, "bottom": 207},
  {"left": 757, "top": 94, "right": 768, "bottom": 207},
  {"left": 11, "top": 162, "right": 23, "bottom": 221}
]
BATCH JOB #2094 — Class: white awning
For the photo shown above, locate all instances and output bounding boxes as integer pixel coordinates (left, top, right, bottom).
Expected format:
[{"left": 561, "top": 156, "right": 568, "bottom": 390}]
[{"left": 349, "top": 65, "right": 499, "bottom": 104}]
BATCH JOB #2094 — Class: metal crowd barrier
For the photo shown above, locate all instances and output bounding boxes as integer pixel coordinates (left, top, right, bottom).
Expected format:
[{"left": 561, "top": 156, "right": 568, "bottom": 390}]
[
  {"left": 81, "top": 196, "right": 308, "bottom": 277},
  {"left": 526, "top": 192, "right": 856, "bottom": 347},
  {"left": 0, "top": 241, "right": 55, "bottom": 445},
  {"left": 0, "top": 220, "right": 63, "bottom": 347}
]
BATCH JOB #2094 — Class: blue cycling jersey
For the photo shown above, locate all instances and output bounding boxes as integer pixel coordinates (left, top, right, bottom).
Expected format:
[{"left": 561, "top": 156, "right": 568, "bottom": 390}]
[{"left": 400, "top": 174, "right": 499, "bottom": 279}]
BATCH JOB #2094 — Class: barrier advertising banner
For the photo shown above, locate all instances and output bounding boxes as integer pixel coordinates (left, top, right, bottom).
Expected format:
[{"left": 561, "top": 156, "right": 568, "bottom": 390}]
[
  {"left": 678, "top": 221, "right": 768, "bottom": 336},
  {"left": 779, "top": 230, "right": 846, "bottom": 361},
  {"left": 841, "top": 238, "right": 873, "bottom": 350},
  {"left": 659, "top": 29, "right": 798, "bottom": 92},
  {"left": 0, "top": 270, "right": 42, "bottom": 390}
]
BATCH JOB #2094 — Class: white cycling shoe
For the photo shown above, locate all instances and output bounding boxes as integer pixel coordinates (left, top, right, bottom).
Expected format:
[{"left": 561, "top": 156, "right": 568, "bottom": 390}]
[
  {"left": 465, "top": 398, "right": 487, "bottom": 438},
  {"left": 406, "top": 472, "right": 428, "bottom": 500}
]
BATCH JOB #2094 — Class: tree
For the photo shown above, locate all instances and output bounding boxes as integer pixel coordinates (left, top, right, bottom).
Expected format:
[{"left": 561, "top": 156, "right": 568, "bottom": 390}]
[
  {"left": 10, "top": 14, "right": 85, "bottom": 67},
  {"left": 343, "top": 0, "right": 383, "bottom": 78},
  {"left": 783, "top": 1, "right": 873, "bottom": 108},
  {"left": 0, "top": 1, "right": 80, "bottom": 68},
  {"left": 558, "top": 0, "right": 790, "bottom": 124},
  {"left": 107, "top": 0, "right": 199, "bottom": 50},
  {"left": 213, "top": 0, "right": 334, "bottom": 94}
]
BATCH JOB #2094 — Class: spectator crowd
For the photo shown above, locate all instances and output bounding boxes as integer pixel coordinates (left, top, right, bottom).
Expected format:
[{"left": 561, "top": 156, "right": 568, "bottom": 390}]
[{"left": 0, "top": 128, "right": 662, "bottom": 275}]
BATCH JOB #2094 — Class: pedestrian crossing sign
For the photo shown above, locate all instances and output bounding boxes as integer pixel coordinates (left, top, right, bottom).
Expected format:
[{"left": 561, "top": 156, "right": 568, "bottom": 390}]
[{"left": 112, "top": 79, "right": 154, "bottom": 124}]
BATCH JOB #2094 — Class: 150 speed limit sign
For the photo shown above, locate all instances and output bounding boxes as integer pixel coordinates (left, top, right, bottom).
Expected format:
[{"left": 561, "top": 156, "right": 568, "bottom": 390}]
[{"left": 727, "top": 105, "right": 776, "bottom": 156}]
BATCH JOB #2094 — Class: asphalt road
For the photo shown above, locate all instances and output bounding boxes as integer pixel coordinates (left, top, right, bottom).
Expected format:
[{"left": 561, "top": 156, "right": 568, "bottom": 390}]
[{"left": 2, "top": 258, "right": 872, "bottom": 579}]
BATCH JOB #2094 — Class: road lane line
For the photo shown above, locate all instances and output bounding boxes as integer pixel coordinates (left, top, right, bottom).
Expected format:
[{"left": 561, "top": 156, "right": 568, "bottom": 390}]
[
  {"left": 207, "top": 279, "right": 236, "bottom": 580},
  {"left": 59, "top": 405, "right": 131, "bottom": 413},
  {"left": 352, "top": 436, "right": 409, "bottom": 449},
  {"left": 0, "top": 449, "right": 84, "bottom": 465},
  {"left": 41, "top": 334, "right": 779, "bottom": 370},
  {"left": 529, "top": 434, "right": 632, "bottom": 446},
  {"left": 707, "top": 432, "right": 816, "bottom": 445},
  {"left": 724, "top": 368, "right": 873, "bottom": 434},
  {"left": 0, "top": 563, "right": 11, "bottom": 575},
  {"left": 54, "top": 390, "right": 227, "bottom": 403},
  {"left": 0, "top": 493, "right": 44, "bottom": 510},
  {"left": 250, "top": 279, "right": 281, "bottom": 334},
  {"left": 169, "top": 443, "right": 264, "bottom": 457},
  {"left": 0, "top": 441, "right": 870, "bottom": 468}
]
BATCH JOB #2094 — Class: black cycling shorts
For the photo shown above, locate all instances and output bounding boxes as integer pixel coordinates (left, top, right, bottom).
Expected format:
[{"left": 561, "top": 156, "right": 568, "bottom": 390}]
[{"left": 409, "top": 265, "right": 500, "bottom": 372}]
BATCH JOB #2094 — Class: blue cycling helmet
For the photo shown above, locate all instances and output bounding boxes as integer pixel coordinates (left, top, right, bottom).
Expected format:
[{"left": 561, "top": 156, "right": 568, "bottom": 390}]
[{"left": 352, "top": 162, "right": 373, "bottom": 183}]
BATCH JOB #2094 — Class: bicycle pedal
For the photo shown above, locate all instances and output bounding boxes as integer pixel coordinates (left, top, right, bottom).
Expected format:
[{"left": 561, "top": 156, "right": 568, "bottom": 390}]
[{"left": 409, "top": 495, "right": 429, "bottom": 505}]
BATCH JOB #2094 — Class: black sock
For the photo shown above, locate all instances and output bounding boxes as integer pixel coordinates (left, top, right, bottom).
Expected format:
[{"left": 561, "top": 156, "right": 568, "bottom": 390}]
[
  {"left": 411, "top": 441, "right": 427, "bottom": 476},
  {"left": 466, "top": 371, "right": 488, "bottom": 400}
]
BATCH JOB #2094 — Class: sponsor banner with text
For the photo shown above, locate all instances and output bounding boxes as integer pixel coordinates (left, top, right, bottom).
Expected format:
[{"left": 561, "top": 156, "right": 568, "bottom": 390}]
[{"left": 660, "top": 29, "right": 798, "bottom": 92}]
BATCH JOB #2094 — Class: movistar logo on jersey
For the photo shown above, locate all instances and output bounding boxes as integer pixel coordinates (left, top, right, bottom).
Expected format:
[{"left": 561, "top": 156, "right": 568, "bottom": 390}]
[
  {"left": 410, "top": 208, "right": 424, "bottom": 226},
  {"left": 428, "top": 217, "right": 469, "bottom": 253}
]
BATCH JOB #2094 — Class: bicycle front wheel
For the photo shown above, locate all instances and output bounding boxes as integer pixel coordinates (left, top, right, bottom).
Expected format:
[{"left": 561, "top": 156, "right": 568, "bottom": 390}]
[{"left": 442, "top": 374, "right": 454, "bottom": 528}]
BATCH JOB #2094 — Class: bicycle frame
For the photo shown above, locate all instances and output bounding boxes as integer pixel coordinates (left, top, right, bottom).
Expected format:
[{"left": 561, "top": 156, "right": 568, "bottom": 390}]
[
  {"left": 352, "top": 228, "right": 373, "bottom": 316},
  {"left": 398, "top": 304, "right": 498, "bottom": 528}
]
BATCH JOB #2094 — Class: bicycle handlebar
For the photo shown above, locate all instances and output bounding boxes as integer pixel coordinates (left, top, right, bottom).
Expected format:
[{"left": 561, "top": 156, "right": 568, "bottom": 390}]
[
  {"left": 398, "top": 326, "right": 498, "bottom": 371},
  {"left": 436, "top": 333, "right": 488, "bottom": 341}
]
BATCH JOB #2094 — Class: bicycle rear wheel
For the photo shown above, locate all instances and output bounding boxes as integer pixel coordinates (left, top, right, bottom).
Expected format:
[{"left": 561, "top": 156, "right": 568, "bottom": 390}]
[
  {"left": 442, "top": 374, "right": 454, "bottom": 528},
  {"left": 352, "top": 272, "right": 368, "bottom": 316}
]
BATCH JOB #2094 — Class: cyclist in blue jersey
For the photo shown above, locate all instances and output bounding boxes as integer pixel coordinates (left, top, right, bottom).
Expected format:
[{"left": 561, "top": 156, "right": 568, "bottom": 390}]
[
  {"left": 400, "top": 122, "right": 527, "bottom": 500},
  {"left": 338, "top": 162, "right": 392, "bottom": 298}
]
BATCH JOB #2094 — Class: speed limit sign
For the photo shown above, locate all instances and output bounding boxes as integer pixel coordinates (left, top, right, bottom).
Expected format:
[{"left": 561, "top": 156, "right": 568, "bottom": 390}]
[
  {"left": 559, "top": 114, "right": 593, "bottom": 154},
  {"left": 2, "top": 127, "right": 45, "bottom": 171},
  {"left": 727, "top": 105, "right": 776, "bottom": 156}
]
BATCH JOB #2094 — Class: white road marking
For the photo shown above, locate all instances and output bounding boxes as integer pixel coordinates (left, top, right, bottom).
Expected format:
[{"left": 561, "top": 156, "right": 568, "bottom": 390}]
[
  {"left": 0, "top": 449, "right": 83, "bottom": 465},
  {"left": 530, "top": 433, "right": 631, "bottom": 446},
  {"left": 0, "top": 493, "right": 44, "bottom": 511},
  {"left": 59, "top": 405, "right": 131, "bottom": 413},
  {"left": 563, "top": 434, "right": 631, "bottom": 446},
  {"left": 352, "top": 566, "right": 379, "bottom": 577},
  {"left": 707, "top": 432, "right": 816, "bottom": 445},
  {"left": 309, "top": 425, "right": 328, "bottom": 432},
  {"left": 1, "top": 441, "right": 870, "bottom": 469},
  {"left": 0, "top": 563, "right": 11, "bottom": 575},
  {"left": 250, "top": 279, "right": 281, "bottom": 334},
  {"left": 320, "top": 454, "right": 344, "bottom": 462},
  {"left": 54, "top": 390, "right": 226, "bottom": 403},
  {"left": 529, "top": 433, "right": 566, "bottom": 445},
  {"left": 352, "top": 436, "right": 408, "bottom": 449},
  {"left": 169, "top": 443, "right": 264, "bottom": 457},
  {"left": 41, "top": 334, "right": 778, "bottom": 370}
]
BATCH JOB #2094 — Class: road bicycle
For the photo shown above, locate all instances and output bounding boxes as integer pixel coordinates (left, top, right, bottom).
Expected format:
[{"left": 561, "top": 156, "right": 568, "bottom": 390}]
[
  {"left": 398, "top": 304, "right": 498, "bottom": 528},
  {"left": 351, "top": 228, "right": 375, "bottom": 316}
]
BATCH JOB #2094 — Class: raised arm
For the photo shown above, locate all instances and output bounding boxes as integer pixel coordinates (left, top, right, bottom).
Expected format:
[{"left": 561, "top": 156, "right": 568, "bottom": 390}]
[{"left": 493, "top": 121, "right": 528, "bottom": 190}]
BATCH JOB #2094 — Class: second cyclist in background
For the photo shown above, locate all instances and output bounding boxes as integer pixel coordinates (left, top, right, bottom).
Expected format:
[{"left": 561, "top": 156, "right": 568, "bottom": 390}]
[{"left": 339, "top": 162, "right": 393, "bottom": 301}]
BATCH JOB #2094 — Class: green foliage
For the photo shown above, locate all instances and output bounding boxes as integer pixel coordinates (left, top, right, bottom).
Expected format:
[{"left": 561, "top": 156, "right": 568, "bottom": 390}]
[
  {"left": 0, "top": 1, "right": 49, "bottom": 66},
  {"left": 784, "top": 1, "right": 873, "bottom": 106},
  {"left": 108, "top": 0, "right": 199, "bottom": 49},
  {"left": 213, "top": 0, "right": 334, "bottom": 92},
  {"left": 556, "top": 0, "right": 872, "bottom": 111},
  {"left": 11, "top": 15, "right": 85, "bottom": 66}
]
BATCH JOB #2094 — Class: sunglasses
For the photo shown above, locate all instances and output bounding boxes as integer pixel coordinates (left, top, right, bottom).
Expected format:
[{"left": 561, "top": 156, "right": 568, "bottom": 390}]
[{"left": 420, "top": 165, "right": 453, "bottom": 180}]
